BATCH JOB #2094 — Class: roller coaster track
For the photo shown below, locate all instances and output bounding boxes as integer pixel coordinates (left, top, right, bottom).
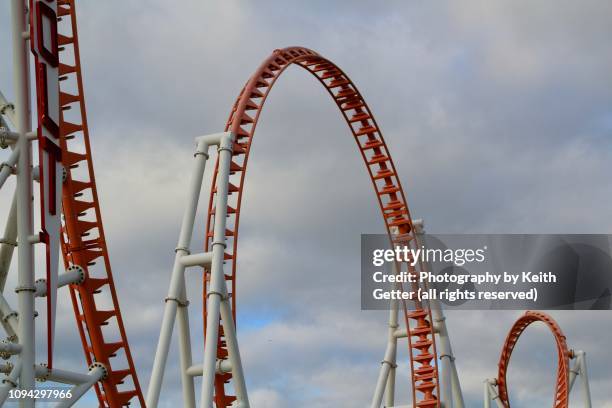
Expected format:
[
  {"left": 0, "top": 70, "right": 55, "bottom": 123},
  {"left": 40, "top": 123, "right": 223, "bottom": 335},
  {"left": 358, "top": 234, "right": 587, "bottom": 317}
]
[
  {"left": 203, "top": 46, "right": 441, "bottom": 408},
  {"left": 3, "top": 2, "right": 596, "bottom": 406},
  {"left": 496, "top": 311, "right": 570, "bottom": 408},
  {"left": 55, "top": 0, "right": 145, "bottom": 405}
]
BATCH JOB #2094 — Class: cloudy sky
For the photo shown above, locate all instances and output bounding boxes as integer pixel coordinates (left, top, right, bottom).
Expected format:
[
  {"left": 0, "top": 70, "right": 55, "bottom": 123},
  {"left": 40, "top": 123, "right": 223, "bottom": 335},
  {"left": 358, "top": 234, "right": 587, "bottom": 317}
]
[{"left": 1, "top": 0, "right": 612, "bottom": 407}]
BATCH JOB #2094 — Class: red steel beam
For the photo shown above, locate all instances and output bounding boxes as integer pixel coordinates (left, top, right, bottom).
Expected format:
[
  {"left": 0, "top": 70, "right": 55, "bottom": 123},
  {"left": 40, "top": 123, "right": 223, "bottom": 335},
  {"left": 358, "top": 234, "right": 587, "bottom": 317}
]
[
  {"left": 497, "top": 311, "right": 570, "bottom": 408},
  {"left": 56, "top": 0, "right": 145, "bottom": 406},
  {"left": 203, "top": 46, "right": 440, "bottom": 408}
]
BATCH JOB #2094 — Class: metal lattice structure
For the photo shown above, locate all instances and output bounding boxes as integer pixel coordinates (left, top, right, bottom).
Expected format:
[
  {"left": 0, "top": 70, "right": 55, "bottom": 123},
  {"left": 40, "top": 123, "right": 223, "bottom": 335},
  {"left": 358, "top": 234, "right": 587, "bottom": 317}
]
[
  {"left": 0, "top": 0, "right": 144, "bottom": 406},
  {"left": 148, "top": 46, "right": 461, "bottom": 408},
  {"left": 57, "top": 0, "right": 145, "bottom": 405},
  {"left": 0, "top": 2, "right": 596, "bottom": 406},
  {"left": 204, "top": 47, "right": 441, "bottom": 407}
]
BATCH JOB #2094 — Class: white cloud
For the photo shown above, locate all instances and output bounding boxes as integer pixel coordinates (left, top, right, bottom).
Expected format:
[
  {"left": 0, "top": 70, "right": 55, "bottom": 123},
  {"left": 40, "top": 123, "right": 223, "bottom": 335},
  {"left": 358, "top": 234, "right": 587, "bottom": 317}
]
[{"left": 1, "top": 1, "right": 612, "bottom": 407}]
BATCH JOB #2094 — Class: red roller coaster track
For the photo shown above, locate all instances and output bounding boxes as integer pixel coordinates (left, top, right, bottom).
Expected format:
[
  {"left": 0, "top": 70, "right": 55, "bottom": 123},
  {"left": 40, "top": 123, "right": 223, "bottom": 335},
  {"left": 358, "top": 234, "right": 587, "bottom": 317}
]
[
  {"left": 17, "top": 3, "right": 579, "bottom": 403},
  {"left": 203, "top": 46, "right": 441, "bottom": 408},
  {"left": 497, "top": 311, "right": 571, "bottom": 408},
  {"left": 55, "top": 0, "right": 145, "bottom": 406}
]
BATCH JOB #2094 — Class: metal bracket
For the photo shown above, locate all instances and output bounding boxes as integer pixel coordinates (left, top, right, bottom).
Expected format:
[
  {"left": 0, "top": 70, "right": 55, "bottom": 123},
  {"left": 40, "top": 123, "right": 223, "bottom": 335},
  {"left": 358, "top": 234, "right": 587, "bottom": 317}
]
[
  {"left": 164, "top": 297, "right": 190, "bottom": 307},
  {"left": 88, "top": 362, "right": 109, "bottom": 380}
]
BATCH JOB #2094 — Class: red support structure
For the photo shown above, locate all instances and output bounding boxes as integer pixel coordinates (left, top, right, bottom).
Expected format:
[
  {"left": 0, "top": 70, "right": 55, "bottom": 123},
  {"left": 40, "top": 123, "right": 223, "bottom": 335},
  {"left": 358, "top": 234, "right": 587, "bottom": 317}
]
[
  {"left": 56, "top": 0, "right": 145, "bottom": 406},
  {"left": 203, "top": 46, "right": 440, "bottom": 408}
]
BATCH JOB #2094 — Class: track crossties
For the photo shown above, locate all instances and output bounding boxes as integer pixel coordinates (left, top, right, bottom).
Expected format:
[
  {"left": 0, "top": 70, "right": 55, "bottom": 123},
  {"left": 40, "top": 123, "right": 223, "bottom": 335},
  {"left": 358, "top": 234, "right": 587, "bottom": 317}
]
[
  {"left": 497, "top": 311, "right": 570, "bottom": 408},
  {"left": 56, "top": 0, "right": 145, "bottom": 406},
  {"left": 203, "top": 46, "right": 440, "bottom": 408}
]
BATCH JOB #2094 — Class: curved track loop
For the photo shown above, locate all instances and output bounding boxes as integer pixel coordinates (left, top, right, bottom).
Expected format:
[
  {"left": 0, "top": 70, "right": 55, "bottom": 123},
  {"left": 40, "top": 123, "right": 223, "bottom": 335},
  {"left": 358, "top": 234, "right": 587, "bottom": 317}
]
[
  {"left": 204, "top": 46, "right": 440, "bottom": 407},
  {"left": 56, "top": 1, "right": 145, "bottom": 406},
  {"left": 497, "top": 311, "right": 570, "bottom": 408}
]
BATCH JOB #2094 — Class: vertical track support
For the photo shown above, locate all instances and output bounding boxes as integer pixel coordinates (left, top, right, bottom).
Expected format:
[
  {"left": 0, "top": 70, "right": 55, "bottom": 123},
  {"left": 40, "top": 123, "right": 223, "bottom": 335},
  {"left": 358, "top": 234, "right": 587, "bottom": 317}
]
[
  {"left": 10, "top": 1, "right": 35, "bottom": 406},
  {"left": 371, "top": 277, "right": 399, "bottom": 407},
  {"left": 0, "top": 192, "right": 18, "bottom": 291},
  {"left": 483, "top": 379, "right": 505, "bottom": 408},
  {"left": 200, "top": 133, "right": 249, "bottom": 408},
  {"left": 413, "top": 220, "right": 464, "bottom": 408},
  {"left": 147, "top": 135, "right": 213, "bottom": 407},
  {"left": 569, "top": 350, "right": 592, "bottom": 408},
  {"left": 148, "top": 131, "right": 249, "bottom": 408},
  {"left": 3, "top": 0, "right": 145, "bottom": 405}
]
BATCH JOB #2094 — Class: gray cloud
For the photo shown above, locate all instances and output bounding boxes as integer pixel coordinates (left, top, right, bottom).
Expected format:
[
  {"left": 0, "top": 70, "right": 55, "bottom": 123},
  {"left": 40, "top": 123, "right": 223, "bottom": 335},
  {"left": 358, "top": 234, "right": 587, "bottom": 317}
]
[{"left": 1, "top": 0, "right": 612, "bottom": 407}]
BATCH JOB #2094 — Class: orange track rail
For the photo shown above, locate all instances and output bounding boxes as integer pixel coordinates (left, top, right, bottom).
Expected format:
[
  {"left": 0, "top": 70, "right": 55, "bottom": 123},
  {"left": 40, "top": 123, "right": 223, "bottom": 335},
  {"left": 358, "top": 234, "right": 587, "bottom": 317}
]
[
  {"left": 56, "top": 1, "right": 145, "bottom": 406},
  {"left": 203, "top": 46, "right": 440, "bottom": 408},
  {"left": 497, "top": 311, "right": 570, "bottom": 408}
]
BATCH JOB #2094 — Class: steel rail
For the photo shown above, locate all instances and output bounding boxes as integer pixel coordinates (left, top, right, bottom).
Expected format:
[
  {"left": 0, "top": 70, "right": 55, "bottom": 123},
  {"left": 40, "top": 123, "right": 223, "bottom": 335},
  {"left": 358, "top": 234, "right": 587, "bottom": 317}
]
[
  {"left": 496, "top": 311, "right": 570, "bottom": 408},
  {"left": 203, "top": 46, "right": 440, "bottom": 408},
  {"left": 54, "top": 0, "right": 145, "bottom": 406}
]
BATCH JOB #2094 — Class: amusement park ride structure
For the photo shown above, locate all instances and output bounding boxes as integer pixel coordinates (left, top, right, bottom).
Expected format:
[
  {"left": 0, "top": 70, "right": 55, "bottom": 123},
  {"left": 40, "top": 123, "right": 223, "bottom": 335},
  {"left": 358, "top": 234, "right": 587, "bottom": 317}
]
[{"left": 0, "top": 1, "right": 596, "bottom": 407}]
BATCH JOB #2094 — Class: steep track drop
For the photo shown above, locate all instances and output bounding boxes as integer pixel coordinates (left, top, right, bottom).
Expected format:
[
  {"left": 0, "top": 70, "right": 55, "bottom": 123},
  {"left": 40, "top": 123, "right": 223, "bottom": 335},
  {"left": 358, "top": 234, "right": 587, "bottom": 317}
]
[
  {"left": 55, "top": 0, "right": 145, "bottom": 405},
  {"left": 203, "top": 46, "right": 440, "bottom": 408}
]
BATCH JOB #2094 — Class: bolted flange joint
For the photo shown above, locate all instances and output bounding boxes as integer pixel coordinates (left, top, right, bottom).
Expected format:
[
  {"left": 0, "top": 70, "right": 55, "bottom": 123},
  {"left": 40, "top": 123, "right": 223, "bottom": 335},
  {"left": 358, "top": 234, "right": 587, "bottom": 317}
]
[
  {"left": 164, "top": 296, "right": 190, "bottom": 307},
  {"left": 37, "top": 363, "right": 51, "bottom": 382},
  {"left": 89, "top": 362, "right": 109, "bottom": 380},
  {"left": 14, "top": 285, "right": 36, "bottom": 293},
  {"left": 67, "top": 264, "right": 86, "bottom": 285},
  {"left": 381, "top": 359, "right": 398, "bottom": 369}
]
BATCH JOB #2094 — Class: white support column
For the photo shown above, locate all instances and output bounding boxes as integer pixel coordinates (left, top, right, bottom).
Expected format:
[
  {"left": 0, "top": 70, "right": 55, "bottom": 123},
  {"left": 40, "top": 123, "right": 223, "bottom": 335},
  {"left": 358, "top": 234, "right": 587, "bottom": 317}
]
[
  {"left": 0, "top": 90, "right": 16, "bottom": 126},
  {"left": 0, "top": 360, "right": 21, "bottom": 405},
  {"left": 483, "top": 379, "right": 505, "bottom": 408},
  {"left": 385, "top": 277, "right": 399, "bottom": 408},
  {"left": 483, "top": 380, "right": 491, "bottom": 408},
  {"left": 147, "top": 135, "right": 215, "bottom": 407},
  {"left": 0, "top": 292, "right": 19, "bottom": 339},
  {"left": 569, "top": 350, "right": 592, "bottom": 408},
  {"left": 32, "top": 365, "right": 99, "bottom": 384},
  {"left": 55, "top": 364, "right": 106, "bottom": 408},
  {"left": 200, "top": 132, "right": 249, "bottom": 408},
  {"left": 371, "top": 283, "right": 399, "bottom": 408},
  {"left": 413, "top": 220, "right": 465, "bottom": 408},
  {"left": 33, "top": 266, "right": 85, "bottom": 297},
  {"left": 219, "top": 293, "right": 249, "bottom": 407},
  {"left": 578, "top": 352, "right": 592, "bottom": 408},
  {"left": 0, "top": 192, "right": 18, "bottom": 291},
  {"left": 0, "top": 146, "right": 19, "bottom": 190},
  {"left": 177, "top": 280, "right": 196, "bottom": 408},
  {"left": 11, "top": 0, "right": 35, "bottom": 406}
]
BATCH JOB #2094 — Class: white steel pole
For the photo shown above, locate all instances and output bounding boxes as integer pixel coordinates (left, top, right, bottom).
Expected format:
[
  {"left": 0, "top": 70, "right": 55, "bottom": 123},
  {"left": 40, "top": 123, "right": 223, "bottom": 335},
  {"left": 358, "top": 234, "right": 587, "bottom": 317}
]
[
  {"left": 371, "top": 282, "right": 399, "bottom": 407},
  {"left": 0, "top": 192, "right": 18, "bottom": 291},
  {"left": 413, "top": 220, "right": 464, "bottom": 408},
  {"left": 147, "top": 138, "right": 211, "bottom": 407},
  {"left": 483, "top": 380, "right": 491, "bottom": 408},
  {"left": 201, "top": 133, "right": 250, "bottom": 407},
  {"left": 0, "top": 90, "right": 16, "bottom": 126},
  {"left": 485, "top": 380, "right": 505, "bottom": 408},
  {"left": 569, "top": 351, "right": 592, "bottom": 408},
  {"left": 0, "top": 292, "right": 19, "bottom": 339},
  {"left": 219, "top": 294, "right": 249, "bottom": 407},
  {"left": 55, "top": 365, "right": 106, "bottom": 408},
  {"left": 384, "top": 295, "right": 398, "bottom": 408},
  {"left": 370, "top": 307, "right": 397, "bottom": 407},
  {"left": 0, "top": 146, "right": 19, "bottom": 190},
  {"left": 431, "top": 302, "right": 455, "bottom": 408},
  {"left": 0, "top": 360, "right": 21, "bottom": 405},
  {"left": 177, "top": 281, "right": 196, "bottom": 408},
  {"left": 11, "top": 0, "right": 35, "bottom": 406},
  {"left": 450, "top": 359, "right": 464, "bottom": 408},
  {"left": 579, "top": 352, "right": 592, "bottom": 408}
]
